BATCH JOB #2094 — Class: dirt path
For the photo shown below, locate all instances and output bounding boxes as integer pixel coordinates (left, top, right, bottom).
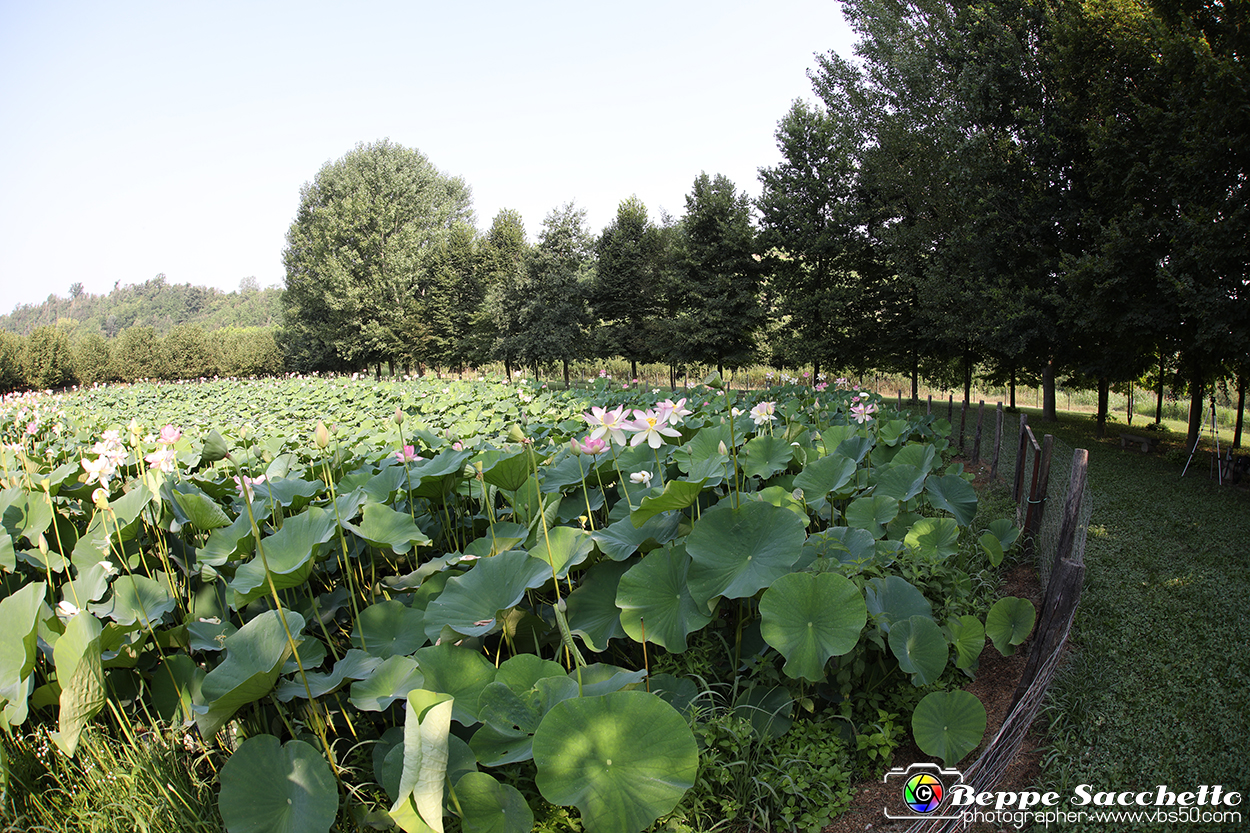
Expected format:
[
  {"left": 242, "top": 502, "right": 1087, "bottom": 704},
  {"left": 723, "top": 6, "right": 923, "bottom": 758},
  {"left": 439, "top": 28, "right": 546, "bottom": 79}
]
[{"left": 822, "top": 560, "right": 1048, "bottom": 833}]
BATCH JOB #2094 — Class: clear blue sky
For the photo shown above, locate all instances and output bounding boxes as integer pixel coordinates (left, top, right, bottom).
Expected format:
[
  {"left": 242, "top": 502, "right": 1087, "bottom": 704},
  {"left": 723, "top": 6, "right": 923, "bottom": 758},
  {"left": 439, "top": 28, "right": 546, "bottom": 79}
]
[{"left": 0, "top": 1, "right": 855, "bottom": 314}]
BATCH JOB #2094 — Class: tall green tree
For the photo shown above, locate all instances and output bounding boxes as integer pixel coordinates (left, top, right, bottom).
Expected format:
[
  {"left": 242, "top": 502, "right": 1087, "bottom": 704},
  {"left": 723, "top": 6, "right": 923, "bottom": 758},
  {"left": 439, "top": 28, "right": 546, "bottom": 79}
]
[
  {"left": 479, "top": 209, "right": 530, "bottom": 378},
  {"left": 758, "top": 98, "right": 876, "bottom": 379},
  {"left": 281, "top": 139, "right": 473, "bottom": 374},
  {"left": 592, "top": 196, "right": 664, "bottom": 377},
  {"left": 672, "top": 173, "right": 764, "bottom": 374},
  {"left": 422, "top": 221, "right": 482, "bottom": 371},
  {"left": 24, "top": 326, "right": 75, "bottom": 389},
  {"left": 514, "top": 204, "right": 595, "bottom": 385}
]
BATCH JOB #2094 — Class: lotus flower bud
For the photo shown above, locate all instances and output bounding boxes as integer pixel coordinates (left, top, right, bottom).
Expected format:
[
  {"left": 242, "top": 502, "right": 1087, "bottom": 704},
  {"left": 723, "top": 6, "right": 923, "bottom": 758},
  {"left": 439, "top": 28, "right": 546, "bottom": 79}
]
[
  {"left": 394, "top": 407, "right": 405, "bottom": 426},
  {"left": 314, "top": 421, "right": 330, "bottom": 449}
]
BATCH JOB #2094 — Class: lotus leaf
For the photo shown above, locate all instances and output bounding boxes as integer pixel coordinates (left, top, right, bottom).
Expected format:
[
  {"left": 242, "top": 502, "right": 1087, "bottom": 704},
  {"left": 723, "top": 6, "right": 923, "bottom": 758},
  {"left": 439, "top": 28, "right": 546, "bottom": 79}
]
[
  {"left": 532, "top": 691, "right": 698, "bottom": 833},
  {"left": 911, "top": 690, "right": 987, "bottom": 766},
  {"left": 218, "top": 735, "right": 338, "bottom": 833},
  {"left": 760, "top": 572, "right": 866, "bottom": 681}
]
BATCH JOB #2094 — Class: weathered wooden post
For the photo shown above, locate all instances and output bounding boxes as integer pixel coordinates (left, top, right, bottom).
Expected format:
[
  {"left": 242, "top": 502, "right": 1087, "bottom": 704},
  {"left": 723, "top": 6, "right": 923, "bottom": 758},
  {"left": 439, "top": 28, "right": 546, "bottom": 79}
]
[
  {"left": 1013, "top": 413, "right": 1030, "bottom": 506},
  {"left": 1021, "top": 433, "right": 1054, "bottom": 559},
  {"left": 990, "top": 402, "right": 1005, "bottom": 479},
  {"left": 958, "top": 400, "right": 969, "bottom": 451},
  {"left": 927, "top": 394, "right": 932, "bottom": 415}
]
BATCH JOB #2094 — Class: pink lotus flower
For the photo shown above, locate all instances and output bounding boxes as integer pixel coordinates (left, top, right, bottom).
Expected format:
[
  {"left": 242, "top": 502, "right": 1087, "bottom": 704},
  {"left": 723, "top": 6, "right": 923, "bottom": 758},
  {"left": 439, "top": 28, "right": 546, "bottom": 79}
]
[
  {"left": 626, "top": 409, "right": 681, "bottom": 449},
  {"left": 233, "top": 473, "right": 267, "bottom": 499},
  {"left": 572, "top": 435, "right": 607, "bottom": 455},
  {"left": 583, "top": 405, "right": 630, "bottom": 446},
  {"left": 659, "top": 398, "right": 692, "bottom": 425},
  {"left": 749, "top": 401, "right": 776, "bottom": 426},
  {"left": 144, "top": 447, "right": 178, "bottom": 473},
  {"left": 850, "top": 401, "right": 878, "bottom": 424},
  {"left": 396, "top": 445, "right": 423, "bottom": 463},
  {"left": 158, "top": 424, "right": 182, "bottom": 445}
]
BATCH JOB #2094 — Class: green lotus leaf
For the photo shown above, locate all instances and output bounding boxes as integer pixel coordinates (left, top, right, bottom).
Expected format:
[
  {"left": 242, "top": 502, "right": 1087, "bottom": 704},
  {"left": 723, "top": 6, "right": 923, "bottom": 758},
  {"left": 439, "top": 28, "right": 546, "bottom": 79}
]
[
  {"left": 350, "top": 502, "right": 433, "bottom": 555},
  {"left": 792, "top": 452, "right": 856, "bottom": 498},
  {"left": 89, "top": 574, "right": 177, "bottom": 627},
  {"left": 986, "top": 596, "right": 1036, "bottom": 656},
  {"left": 978, "top": 531, "right": 1004, "bottom": 567},
  {"left": 424, "top": 548, "right": 549, "bottom": 642},
  {"left": 463, "top": 522, "right": 529, "bottom": 559},
  {"left": 533, "top": 691, "right": 698, "bottom": 833},
  {"left": 835, "top": 434, "right": 875, "bottom": 463},
  {"left": 195, "top": 610, "right": 305, "bottom": 739},
  {"left": 528, "top": 525, "right": 594, "bottom": 579},
  {"left": 912, "top": 690, "right": 987, "bottom": 766},
  {"left": 352, "top": 600, "right": 427, "bottom": 658},
  {"left": 253, "top": 476, "right": 323, "bottom": 510},
  {"left": 888, "top": 615, "right": 948, "bottom": 685},
  {"left": 470, "top": 676, "right": 579, "bottom": 766},
  {"left": 647, "top": 673, "right": 699, "bottom": 715},
  {"left": 413, "top": 643, "right": 497, "bottom": 725},
  {"left": 197, "top": 512, "right": 255, "bottom": 567},
  {"left": 348, "top": 655, "right": 423, "bottom": 712},
  {"left": 51, "top": 611, "right": 105, "bottom": 755},
  {"left": 948, "top": 615, "right": 985, "bottom": 671},
  {"left": 574, "top": 663, "right": 647, "bottom": 697},
  {"left": 891, "top": 443, "right": 937, "bottom": 475},
  {"left": 591, "top": 512, "right": 681, "bottom": 561},
  {"left": 874, "top": 463, "right": 927, "bottom": 502},
  {"left": 218, "top": 735, "right": 338, "bottom": 833},
  {"left": 877, "top": 418, "right": 911, "bottom": 447},
  {"left": 478, "top": 449, "right": 532, "bottom": 493},
  {"left": 229, "top": 507, "right": 337, "bottom": 607},
  {"left": 904, "top": 517, "right": 962, "bottom": 560},
  {"left": 925, "top": 473, "right": 978, "bottom": 526},
  {"left": 276, "top": 648, "right": 381, "bottom": 702},
  {"left": 153, "top": 653, "right": 205, "bottom": 724},
  {"left": 865, "top": 576, "right": 933, "bottom": 634},
  {"left": 616, "top": 547, "right": 713, "bottom": 652},
  {"left": 987, "top": 518, "right": 1020, "bottom": 550},
  {"left": 493, "top": 653, "right": 567, "bottom": 693},
  {"left": 844, "top": 495, "right": 898, "bottom": 539},
  {"left": 740, "top": 435, "right": 794, "bottom": 480},
  {"left": 630, "top": 479, "right": 707, "bottom": 528},
  {"left": 686, "top": 501, "right": 806, "bottom": 607},
  {"left": 0, "top": 581, "right": 45, "bottom": 726},
  {"left": 171, "top": 488, "right": 232, "bottom": 531},
  {"left": 362, "top": 463, "right": 408, "bottom": 504},
  {"left": 564, "top": 558, "right": 632, "bottom": 652},
  {"left": 760, "top": 571, "right": 866, "bottom": 682},
  {"left": 455, "top": 771, "right": 533, "bottom": 833},
  {"left": 390, "top": 691, "right": 454, "bottom": 833}
]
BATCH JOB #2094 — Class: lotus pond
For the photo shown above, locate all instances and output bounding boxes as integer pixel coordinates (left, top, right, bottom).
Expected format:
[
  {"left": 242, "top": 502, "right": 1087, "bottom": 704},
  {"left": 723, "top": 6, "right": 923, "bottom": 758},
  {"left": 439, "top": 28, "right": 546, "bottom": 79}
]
[{"left": 0, "top": 374, "right": 1033, "bottom": 833}]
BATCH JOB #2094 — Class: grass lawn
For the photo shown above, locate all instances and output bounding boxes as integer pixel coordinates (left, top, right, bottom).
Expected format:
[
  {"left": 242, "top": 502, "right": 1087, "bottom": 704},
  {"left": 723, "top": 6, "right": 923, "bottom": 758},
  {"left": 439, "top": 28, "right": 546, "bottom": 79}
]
[{"left": 1010, "top": 408, "right": 1249, "bottom": 830}]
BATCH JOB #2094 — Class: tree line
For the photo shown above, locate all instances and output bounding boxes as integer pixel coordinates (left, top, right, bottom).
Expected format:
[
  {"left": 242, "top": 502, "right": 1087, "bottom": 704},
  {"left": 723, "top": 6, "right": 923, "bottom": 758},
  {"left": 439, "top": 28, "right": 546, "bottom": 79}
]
[{"left": 7, "top": 0, "right": 1244, "bottom": 449}]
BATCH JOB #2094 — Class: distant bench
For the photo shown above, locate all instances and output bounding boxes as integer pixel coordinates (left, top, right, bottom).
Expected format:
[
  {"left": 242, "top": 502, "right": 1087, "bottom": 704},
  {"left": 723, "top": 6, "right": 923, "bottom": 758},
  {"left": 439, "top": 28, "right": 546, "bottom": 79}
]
[{"left": 1120, "top": 432, "right": 1159, "bottom": 452}]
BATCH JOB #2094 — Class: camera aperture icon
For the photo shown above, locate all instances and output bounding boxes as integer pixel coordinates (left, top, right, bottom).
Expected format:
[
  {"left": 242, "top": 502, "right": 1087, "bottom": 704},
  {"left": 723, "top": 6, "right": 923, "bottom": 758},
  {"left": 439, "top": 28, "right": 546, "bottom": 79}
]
[
  {"left": 904, "top": 772, "right": 945, "bottom": 813},
  {"left": 884, "top": 762, "right": 964, "bottom": 820}
]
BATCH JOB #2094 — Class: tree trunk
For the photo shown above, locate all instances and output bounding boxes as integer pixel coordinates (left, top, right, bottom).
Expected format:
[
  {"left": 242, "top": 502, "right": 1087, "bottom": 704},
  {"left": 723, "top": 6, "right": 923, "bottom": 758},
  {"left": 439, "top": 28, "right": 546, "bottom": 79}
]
[
  {"left": 1096, "top": 376, "right": 1110, "bottom": 438},
  {"left": 504, "top": 358, "right": 513, "bottom": 381},
  {"left": 1009, "top": 367, "right": 1017, "bottom": 410},
  {"left": 563, "top": 360, "right": 570, "bottom": 388},
  {"left": 1234, "top": 373, "right": 1245, "bottom": 449},
  {"left": 1186, "top": 370, "right": 1205, "bottom": 449},
  {"left": 631, "top": 359, "right": 638, "bottom": 381},
  {"left": 962, "top": 350, "right": 973, "bottom": 406},
  {"left": 910, "top": 351, "right": 919, "bottom": 403},
  {"left": 1042, "top": 359, "right": 1057, "bottom": 422},
  {"left": 1155, "top": 351, "right": 1165, "bottom": 424}
]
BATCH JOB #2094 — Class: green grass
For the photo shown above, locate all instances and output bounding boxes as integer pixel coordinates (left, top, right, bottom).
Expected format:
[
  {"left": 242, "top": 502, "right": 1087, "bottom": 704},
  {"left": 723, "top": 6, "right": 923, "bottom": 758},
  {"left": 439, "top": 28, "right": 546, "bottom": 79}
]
[{"left": 1013, "top": 408, "right": 1250, "bottom": 831}]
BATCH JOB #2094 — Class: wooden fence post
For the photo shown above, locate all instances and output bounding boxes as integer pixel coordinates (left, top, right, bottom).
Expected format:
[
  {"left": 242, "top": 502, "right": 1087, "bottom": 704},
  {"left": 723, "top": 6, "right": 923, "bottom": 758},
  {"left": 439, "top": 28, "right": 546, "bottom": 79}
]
[
  {"left": 947, "top": 394, "right": 953, "bottom": 421},
  {"left": 958, "top": 400, "right": 969, "bottom": 451},
  {"left": 1009, "top": 555, "right": 1085, "bottom": 713},
  {"left": 1021, "top": 434, "right": 1054, "bottom": 559},
  {"left": 898, "top": 389, "right": 903, "bottom": 409},
  {"left": 1052, "top": 448, "right": 1091, "bottom": 574},
  {"left": 927, "top": 394, "right": 932, "bottom": 415},
  {"left": 1013, "top": 414, "right": 1030, "bottom": 505}
]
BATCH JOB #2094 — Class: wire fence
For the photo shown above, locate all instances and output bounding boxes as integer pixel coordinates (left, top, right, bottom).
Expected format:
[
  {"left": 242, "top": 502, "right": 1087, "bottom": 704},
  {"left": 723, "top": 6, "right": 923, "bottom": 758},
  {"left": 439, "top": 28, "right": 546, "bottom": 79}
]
[{"left": 900, "top": 399, "right": 1093, "bottom": 833}]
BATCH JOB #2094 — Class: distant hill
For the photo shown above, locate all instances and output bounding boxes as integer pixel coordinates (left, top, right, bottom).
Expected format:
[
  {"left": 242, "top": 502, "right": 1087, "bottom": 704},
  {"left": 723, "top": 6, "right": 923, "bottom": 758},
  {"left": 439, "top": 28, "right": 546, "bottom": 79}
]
[{"left": 0, "top": 274, "right": 284, "bottom": 336}]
